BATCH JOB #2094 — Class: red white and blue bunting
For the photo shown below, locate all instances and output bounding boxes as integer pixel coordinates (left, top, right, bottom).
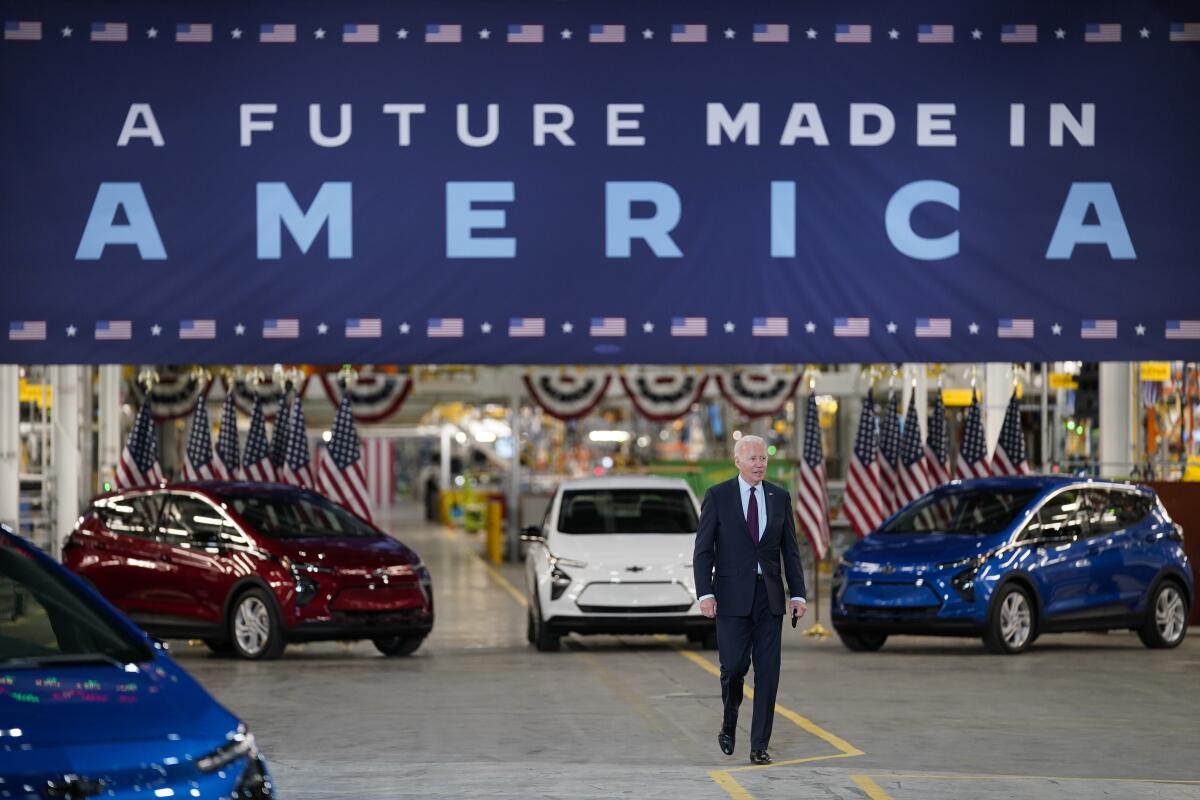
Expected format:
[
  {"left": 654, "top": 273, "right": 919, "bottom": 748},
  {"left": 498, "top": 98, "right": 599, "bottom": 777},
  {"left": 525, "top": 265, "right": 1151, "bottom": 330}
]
[
  {"left": 523, "top": 370, "right": 613, "bottom": 420},
  {"left": 221, "top": 374, "right": 311, "bottom": 422},
  {"left": 619, "top": 368, "right": 708, "bottom": 421},
  {"left": 127, "top": 366, "right": 214, "bottom": 421},
  {"left": 317, "top": 370, "right": 413, "bottom": 422},
  {"left": 715, "top": 369, "right": 802, "bottom": 418}
]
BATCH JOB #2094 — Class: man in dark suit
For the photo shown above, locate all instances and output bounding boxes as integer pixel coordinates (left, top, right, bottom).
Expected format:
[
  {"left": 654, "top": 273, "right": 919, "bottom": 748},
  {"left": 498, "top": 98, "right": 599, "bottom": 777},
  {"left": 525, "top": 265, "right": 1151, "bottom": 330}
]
[{"left": 693, "top": 434, "right": 806, "bottom": 764}]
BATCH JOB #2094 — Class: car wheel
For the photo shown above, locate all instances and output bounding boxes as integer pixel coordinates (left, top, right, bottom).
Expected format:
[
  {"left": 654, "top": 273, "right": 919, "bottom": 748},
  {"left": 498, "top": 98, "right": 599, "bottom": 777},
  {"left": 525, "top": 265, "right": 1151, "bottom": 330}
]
[
  {"left": 1138, "top": 580, "right": 1188, "bottom": 649},
  {"left": 203, "top": 638, "right": 235, "bottom": 656},
  {"left": 229, "top": 588, "right": 286, "bottom": 660},
  {"left": 526, "top": 607, "right": 536, "bottom": 644},
  {"left": 984, "top": 584, "right": 1035, "bottom": 655},
  {"left": 374, "top": 635, "right": 426, "bottom": 657},
  {"left": 837, "top": 631, "right": 887, "bottom": 652},
  {"left": 532, "top": 600, "right": 560, "bottom": 652}
]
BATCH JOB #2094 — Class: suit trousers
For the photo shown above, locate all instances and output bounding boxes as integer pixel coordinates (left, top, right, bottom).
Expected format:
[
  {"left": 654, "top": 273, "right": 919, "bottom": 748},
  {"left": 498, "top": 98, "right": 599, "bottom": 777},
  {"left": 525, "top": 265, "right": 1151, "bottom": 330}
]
[{"left": 716, "top": 576, "right": 783, "bottom": 750}]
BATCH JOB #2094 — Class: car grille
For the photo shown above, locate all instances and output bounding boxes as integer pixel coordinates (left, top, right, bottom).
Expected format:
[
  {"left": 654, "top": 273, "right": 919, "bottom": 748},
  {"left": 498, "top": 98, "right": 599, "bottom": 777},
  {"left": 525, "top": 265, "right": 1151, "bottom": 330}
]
[
  {"left": 843, "top": 605, "right": 941, "bottom": 619},
  {"left": 576, "top": 603, "right": 693, "bottom": 614}
]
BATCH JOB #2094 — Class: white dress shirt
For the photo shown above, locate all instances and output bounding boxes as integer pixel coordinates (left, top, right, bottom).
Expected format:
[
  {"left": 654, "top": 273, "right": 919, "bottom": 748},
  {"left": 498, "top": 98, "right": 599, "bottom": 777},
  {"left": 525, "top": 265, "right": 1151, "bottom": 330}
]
[{"left": 698, "top": 476, "right": 806, "bottom": 605}]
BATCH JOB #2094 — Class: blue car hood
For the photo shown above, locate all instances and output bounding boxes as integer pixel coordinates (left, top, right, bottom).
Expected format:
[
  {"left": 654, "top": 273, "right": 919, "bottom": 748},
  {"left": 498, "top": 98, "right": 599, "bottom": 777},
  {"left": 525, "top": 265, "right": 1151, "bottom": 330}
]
[
  {"left": 0, "top": 655, "right": 237, "bottom": 748},
  {"left": 849, "top": 532, "right": 1003, "bottom": 566}
]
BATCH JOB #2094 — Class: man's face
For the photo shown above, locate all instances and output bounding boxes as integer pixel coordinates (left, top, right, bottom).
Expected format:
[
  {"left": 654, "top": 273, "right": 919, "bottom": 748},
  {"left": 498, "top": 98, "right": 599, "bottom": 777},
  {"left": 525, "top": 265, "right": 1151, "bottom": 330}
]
[{"left": 735, "top": 441, "right": 768, "bottom": 485}]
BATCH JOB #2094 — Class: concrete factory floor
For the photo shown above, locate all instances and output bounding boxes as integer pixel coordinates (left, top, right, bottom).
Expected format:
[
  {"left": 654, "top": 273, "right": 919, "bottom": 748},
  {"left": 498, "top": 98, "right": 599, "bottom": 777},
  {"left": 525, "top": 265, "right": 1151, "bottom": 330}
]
[{"left": 173, "top": 505, "right": 1200, "bottom": 799}]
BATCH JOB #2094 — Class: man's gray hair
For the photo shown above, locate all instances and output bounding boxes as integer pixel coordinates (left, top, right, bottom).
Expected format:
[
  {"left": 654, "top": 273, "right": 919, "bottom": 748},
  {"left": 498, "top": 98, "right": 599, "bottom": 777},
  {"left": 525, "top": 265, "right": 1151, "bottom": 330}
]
[{"left": 733, "top": 434, "right": 767, "bottom": 459}]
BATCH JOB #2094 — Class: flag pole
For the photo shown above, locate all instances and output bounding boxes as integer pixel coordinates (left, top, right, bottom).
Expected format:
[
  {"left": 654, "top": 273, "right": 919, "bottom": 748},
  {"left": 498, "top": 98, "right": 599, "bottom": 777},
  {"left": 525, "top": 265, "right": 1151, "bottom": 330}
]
[{"left": 801, "top": 369, "right": 829, "bottom": 639}]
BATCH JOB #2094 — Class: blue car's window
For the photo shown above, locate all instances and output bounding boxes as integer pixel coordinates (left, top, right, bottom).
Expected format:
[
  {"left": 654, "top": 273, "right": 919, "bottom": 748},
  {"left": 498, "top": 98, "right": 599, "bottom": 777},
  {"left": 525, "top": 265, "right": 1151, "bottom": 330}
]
[
  {"left": 558, "top": 490, "right": 698, "bottom": 534},
  {"left": 222, "top": 490, "right": 380, "bottom": 539},
  {"left": 881, "top": 488, "right": 1038, "bottom": 534},
  {"left": 1019, "top": 491, "right": 1087, "bottom": 541},
  {"left": 1084, "top": 489, "right": 1153, "bottom": 535},
  {"left": 0, "top": 539, "right": 150, "bottom": 665}
]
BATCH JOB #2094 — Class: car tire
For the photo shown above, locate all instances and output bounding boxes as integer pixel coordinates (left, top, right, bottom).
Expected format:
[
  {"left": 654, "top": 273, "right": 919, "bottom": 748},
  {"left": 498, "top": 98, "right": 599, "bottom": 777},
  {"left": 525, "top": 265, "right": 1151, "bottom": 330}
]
[
  {"left": 203, "top": 638, "right": 235, "bottom": 656},
  {"left": 228, "top": 588, "right": 287, "bottom": 660},
  {"left": 373, "top": 635, "right": 426, "bottom": 657},
  {"left": 526, "top": 607, "right": 536, "bottom": 644},
  {"left": 686, "top": 631, "right": 719, "bottom": 650},
  {"left": 531, "top": 600, "right": 560, "bottom": 652},
  {"left": 983, "top": 583, "right": 1035, "bottom": 655},
  {"left": 837, "top": 631, "right": 887, "bottom": 652},
  {"left": 1137, "top": 580, "right": 1188, "bottom": 649}
]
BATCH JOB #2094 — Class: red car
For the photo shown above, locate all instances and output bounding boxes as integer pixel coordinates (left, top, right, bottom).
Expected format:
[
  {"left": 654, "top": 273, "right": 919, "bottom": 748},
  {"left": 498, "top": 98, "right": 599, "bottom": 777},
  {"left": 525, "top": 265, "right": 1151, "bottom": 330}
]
[{"left": 63, "top": 482, "right": 434, "bottom": 659}]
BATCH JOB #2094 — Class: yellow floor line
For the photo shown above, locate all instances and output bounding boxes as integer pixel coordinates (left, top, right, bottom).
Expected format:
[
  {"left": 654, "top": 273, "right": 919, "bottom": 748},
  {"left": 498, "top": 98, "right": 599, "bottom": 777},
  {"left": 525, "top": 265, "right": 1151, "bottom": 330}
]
[
  {"left": 851, "top": 774, "right": 895, "bottom": 799},
  {"left": 481, "top": 560, "right": 528, "bottom": 607},
  {"left": 879, "top": 771, "right": 1200, "bottom": 785},
  {"left": 723, "top": 751, "right": 859, "bottom": 774},
  {"left": 708, "top": 769, "right": 756, "bottom": 800}
]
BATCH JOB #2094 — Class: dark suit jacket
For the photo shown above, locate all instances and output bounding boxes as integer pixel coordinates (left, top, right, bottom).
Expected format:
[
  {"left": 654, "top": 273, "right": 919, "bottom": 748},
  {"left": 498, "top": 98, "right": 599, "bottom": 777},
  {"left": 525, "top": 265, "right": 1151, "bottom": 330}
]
[{"left": 693, "top": 477, "right": 806, "bottom": 617}]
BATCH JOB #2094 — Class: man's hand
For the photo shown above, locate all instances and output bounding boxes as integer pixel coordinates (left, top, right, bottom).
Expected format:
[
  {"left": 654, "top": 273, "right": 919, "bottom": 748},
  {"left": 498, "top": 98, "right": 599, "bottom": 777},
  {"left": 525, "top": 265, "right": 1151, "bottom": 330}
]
[
  {"left": 790, "top": 599, "right": 807, "bottom": 619},
  {"left": 700, "top": 597, "right": 717, "bottom": 618}
]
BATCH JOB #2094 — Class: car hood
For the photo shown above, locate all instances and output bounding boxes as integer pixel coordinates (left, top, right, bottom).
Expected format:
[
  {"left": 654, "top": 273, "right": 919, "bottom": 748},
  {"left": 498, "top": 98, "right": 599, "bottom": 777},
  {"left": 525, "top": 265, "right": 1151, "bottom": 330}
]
[
  {"left": 0, "top": 655, "right": 238, "bottom": 750},
  {"left": 549, "top": 533, "right": 696, "bottom": 569},
  {"left": 265, "top": 534, "right": 419, "bottom": 568},
  {"left": 848, "top": 532, "right": 1004, "bottom": 567}
]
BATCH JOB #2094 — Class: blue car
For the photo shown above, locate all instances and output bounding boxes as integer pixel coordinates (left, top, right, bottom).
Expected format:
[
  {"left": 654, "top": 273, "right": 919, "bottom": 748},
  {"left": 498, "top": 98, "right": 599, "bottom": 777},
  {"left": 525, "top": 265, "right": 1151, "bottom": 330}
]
[
  {"left": 832, "top": 477, "right": 1193, "bottom": 654},
  {"left": 0, "top": 524, "right": 273, "bottom": 797}
]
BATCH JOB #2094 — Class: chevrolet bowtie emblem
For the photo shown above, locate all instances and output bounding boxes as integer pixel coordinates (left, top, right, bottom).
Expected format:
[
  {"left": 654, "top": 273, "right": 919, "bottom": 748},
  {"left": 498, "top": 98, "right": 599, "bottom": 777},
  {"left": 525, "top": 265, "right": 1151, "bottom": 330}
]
[
  {"left": 625, "top": 565, "right": 647, "bottom": 573},
  {"left": 880, "top": 565, "right": 897, "bottom": 574}
]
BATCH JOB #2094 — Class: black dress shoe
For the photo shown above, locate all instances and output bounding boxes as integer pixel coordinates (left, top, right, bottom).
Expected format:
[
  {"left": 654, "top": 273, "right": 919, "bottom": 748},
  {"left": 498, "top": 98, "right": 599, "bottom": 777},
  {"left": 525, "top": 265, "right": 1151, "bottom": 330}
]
[
  {"left": 749, "top": 749, "right": 772, "bottom": 765},
  {"left": 718, "top": 727, "right": 735, "bottom": 756}
]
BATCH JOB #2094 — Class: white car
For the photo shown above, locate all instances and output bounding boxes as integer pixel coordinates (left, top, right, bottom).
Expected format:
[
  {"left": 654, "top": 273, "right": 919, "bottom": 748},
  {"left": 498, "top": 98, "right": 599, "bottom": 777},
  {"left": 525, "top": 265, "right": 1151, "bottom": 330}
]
[{"left": 522, "top": 476, "right": 716, "bottom": 652}]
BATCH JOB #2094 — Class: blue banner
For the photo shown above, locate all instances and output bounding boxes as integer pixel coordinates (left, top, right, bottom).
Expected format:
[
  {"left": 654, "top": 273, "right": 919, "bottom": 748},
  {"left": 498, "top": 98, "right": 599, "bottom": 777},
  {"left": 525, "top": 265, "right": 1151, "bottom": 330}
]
[{"left": 2, "top": 2, "right": 1198, "bottom": 364}]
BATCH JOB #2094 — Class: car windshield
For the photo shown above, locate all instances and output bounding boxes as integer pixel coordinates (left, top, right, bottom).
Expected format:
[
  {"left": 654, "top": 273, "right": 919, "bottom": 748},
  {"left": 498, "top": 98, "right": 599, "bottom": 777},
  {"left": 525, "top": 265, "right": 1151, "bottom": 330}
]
[
  {"left": 558, "top": 489, "right": 698, "bottom": 534},
  {"left": 879, "top": 488, "right": 1039, "bottom": 535},
  {"left": 0, "top": 535, "right": 151, "bottom": 665},
  {"left": 220, "top": 490, "right": 381, "bottom": 539}
]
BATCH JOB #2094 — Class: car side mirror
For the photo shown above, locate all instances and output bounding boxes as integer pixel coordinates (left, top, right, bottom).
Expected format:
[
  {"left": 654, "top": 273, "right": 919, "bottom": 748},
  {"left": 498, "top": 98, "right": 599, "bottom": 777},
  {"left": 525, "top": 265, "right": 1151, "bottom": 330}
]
[{"left": 520, "top": 526, "right": 545, "bottom": 543}]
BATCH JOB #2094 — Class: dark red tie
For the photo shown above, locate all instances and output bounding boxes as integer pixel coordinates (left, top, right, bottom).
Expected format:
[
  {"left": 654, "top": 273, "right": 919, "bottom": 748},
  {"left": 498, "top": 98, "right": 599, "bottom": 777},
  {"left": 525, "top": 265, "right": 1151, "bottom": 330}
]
[{"left": 747, "top": 486, "right": 759, "bottom": 544}]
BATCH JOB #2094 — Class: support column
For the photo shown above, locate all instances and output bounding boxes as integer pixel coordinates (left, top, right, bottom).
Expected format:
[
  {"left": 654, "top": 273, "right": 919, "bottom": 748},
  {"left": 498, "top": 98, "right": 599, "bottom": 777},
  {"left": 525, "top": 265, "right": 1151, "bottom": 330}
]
[
  {"left": 1099, "top": 362, "right": 1133, "bottom": 477},
  {"left": 98, "top": 365, "right": 121, "bottom": 489},
  {"left": 1040, "top": 363, "right": 1050, "bottom": 472},
  {"left": 439, "top": 424, "right": 452, "bottom": 496},
  {"left": 508, "top": 393, "right": 522, "bottom": 561},
  {"left": 983, "top": 363, "right": 1009, "bottom": 453},
  {"left": 52, "top": 365, "right": 81, "bottom": 556},
  {"left": 0, "top": 366, "right": 19, "bottom": 530}
]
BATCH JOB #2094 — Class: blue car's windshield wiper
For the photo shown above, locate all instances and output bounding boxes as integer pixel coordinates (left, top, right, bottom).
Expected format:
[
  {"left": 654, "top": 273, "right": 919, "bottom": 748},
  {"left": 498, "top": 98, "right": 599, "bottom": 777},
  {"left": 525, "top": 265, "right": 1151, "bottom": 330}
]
[{"left": 0, "top": 653, "right": 134, "bottom": 669}]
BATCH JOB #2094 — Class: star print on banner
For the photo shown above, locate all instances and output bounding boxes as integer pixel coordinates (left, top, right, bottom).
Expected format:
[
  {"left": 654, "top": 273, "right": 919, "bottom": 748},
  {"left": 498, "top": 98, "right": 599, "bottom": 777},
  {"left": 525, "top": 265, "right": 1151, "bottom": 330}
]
[{"left": 317, "top": 393, "right": 372, "bottom": 521}]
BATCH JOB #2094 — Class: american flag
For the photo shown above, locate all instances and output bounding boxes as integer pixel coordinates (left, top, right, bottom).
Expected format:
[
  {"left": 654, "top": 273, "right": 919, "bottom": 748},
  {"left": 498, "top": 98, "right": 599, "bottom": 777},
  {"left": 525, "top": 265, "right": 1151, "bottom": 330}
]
[
  {"left": 835, "top": 24, "right": 871, "bottom": 43},
  {"left": 343, "top": 23, "right": 379, "bottom": 43},
  {"left": 183, "top": 397, "right": 217, "bottom": 481},
  {"left": 91, "top": 22, "right": 127, "bottom": 42},
  {"left": 509, "top": 317, "right": 545, "bottom": 337},
  {"left": 263, "top": 319, "right": 299, "bottom": 339},
  {"left": 898, "top": 389, "right": 931, "bottom": 506},
  {"left": 590, "top": 317, "right": 626, "bottom": 337},
  {"left": 752, "top": 317, "right": 788, "bottom": 337},
  {"left": 671, "top": 317, "right": 707, "bottom": 337},
  {"left": 5, "top": 21, "right": 42, "bottom": 40},
  {"left": 915, "top": 318, "right": 951, "bottom": 338},
  {"left": 998, "top": 318, "right": 1034, "bottom": 339},
  {"left": 1001, "top": 24, "right": 1037, "bottom": 43},
  {"left": 282, "top": 395, "right": 313, "bottom": 488},
  {"left": 427, "top": 318, "right": 464, "bottom": 338},
  {"left": 345, "top": 318, "right": 381, "bottom": 338},
  {"left": 1081, "top": 319, "right": 1117, "bottom": 339},
  {"left": 1166, "top": 320, "right": 1200, "bottom": 339},
  {"left": 1084, "top": 23, "right": 1121, "bottom": 42},
  {"left": 834, "top": 317, "right": 870, "bottom": 337},
  {"left": 878, "top": 392, "right": 902, "bottom": 516},
  {"left": 507, "top": 24, "right": 543, "bottom": 43},
  {"left": 95, "top": 320, "right": 131, "bottom": 340},
  {"left": 992, "top": 391, "right": 1031, "bottom": 476},
  {"left": 243, "top": 396, "right": 276, "bottom": 482},
  {"left": 115, "top": 397, "right": 163, "bottom": 489},
  {"left": 917, "top": 24, "right": 953, "bottom": 43},
  {"left": 1170, "top": 22, "right": 1200, "bottom": 42},
  {"left": 753, "top": 24, "right": 789, "bottom": 43},
  {"left": 671, "top": 24, "right": 707, "bottom": 43},
  {"left": 843, "top": 391, "right": 885, "bottom": 538},
  {"left": 259, "top": 23, "right": 296, "bottom": 43},
  {"left": 795, "top": 394, "right": 830, "bottom": 560},
  {"left": 8, "top": 321, "right": 46, "bottom": 341},
  {"left": 175, "top": 23, "right": 212, "bottom": 43},
  {"left": 270, "top": 388, "right": 292, "bottom": 470},
  {"left": 925, "top": 391, "right": 950, "bottom": 487},
  {"left": 589, "top": 24, "right": 625, "bottom": 43},
  {"left": 179, "top": 319, "right": 216, "bottom": 340},
  {"left": 426, "top": 24, "right": 462, "bottom": 43},
  {"left": 213, "top": 393, "right": 239, "bottom": 480},
  {"left": 958, "top": 390, "right": 991, "bottom": 479},
  {"left": 317, "top": 394, "right": 372, "bottom": 521},
  {"left": 363, "top": 439, "right": 396, "bottom": 510}
]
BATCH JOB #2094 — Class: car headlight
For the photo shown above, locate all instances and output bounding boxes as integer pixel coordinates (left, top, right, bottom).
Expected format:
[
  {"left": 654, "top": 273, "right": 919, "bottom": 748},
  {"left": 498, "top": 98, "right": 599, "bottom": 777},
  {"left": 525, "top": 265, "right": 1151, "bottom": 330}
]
[
  {"left": 938, "top": 553, "right": 991, "bottom": 602},
  {"left": 936, "top": 553, "right": 987, "bottom": 571},
  {"left": 547, "top": 553, "right": 587, "bottom": 569},
  {"left": 198, "top": 725, "right": 258, "bottom": 773},
  {"left": 549, "top": 566, "right": 573, "bottom": 600}
]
